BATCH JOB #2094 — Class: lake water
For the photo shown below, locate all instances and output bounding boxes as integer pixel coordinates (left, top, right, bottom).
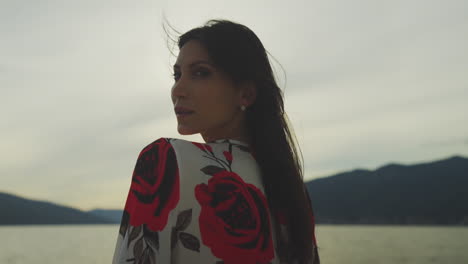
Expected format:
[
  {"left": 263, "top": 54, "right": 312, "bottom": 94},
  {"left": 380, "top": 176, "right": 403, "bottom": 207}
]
[{"left": 1, "top": 224, "right": 467, "bottom": 264}]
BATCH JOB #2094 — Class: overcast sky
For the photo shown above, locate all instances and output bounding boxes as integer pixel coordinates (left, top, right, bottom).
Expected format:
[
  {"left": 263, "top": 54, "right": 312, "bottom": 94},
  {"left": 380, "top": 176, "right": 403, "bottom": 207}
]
[{"left": 1, "top": 0, "right": 467, "bottom": 210}]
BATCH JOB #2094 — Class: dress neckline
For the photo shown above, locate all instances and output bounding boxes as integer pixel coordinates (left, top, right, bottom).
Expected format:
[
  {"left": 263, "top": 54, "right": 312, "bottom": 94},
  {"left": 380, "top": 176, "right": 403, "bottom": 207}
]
[{"left": 207, "top": 138, "right": 250, "bottom": 147}]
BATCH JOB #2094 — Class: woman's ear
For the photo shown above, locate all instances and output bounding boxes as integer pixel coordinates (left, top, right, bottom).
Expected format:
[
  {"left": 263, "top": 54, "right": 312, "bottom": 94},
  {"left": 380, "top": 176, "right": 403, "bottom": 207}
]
[{"left": 239, "top": 81, "right": 257, "bottom": 107}]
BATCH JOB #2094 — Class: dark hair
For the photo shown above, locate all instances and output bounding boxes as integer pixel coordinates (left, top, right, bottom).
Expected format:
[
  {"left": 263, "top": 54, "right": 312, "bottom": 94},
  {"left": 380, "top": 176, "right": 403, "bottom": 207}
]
[{"left": 169, "top": 19, "right": 319, "bottom": 264}]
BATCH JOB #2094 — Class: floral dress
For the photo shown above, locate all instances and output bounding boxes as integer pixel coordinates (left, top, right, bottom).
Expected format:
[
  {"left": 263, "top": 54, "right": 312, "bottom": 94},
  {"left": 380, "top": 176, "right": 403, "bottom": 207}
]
[{"left": 112, "top": 137, "right": 318, "bottom": 264}]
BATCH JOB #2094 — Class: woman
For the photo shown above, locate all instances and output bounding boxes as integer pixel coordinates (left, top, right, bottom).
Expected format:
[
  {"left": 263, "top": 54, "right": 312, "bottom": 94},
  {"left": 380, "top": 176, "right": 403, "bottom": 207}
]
[{"left": 113, "top": 19, "right": 320, "bottom": 264}]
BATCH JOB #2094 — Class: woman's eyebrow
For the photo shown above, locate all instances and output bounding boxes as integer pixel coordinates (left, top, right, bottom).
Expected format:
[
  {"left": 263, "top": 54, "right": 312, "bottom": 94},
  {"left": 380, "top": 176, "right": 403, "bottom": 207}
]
[{"left": 173, "top": 60, "right": 214, "bottom": 70}]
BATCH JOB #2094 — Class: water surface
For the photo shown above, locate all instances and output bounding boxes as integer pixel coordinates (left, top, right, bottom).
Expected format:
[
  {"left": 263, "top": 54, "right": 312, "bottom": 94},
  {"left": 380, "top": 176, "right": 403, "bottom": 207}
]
[{"left": 1, "top": 224, "right": 467, "bottom": 264}]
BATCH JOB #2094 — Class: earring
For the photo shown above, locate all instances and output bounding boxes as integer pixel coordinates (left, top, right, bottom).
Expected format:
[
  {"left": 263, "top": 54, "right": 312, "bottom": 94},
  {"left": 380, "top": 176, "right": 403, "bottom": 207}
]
[{"left": 240, "top": 105, "right": 246, "bottom": 111}]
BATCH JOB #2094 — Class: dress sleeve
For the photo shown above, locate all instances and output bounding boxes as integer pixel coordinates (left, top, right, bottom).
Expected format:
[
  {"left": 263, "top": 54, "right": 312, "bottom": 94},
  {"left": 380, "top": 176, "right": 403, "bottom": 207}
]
[{"left": 112, "top": 138, "right": 180, "bottom": 264}]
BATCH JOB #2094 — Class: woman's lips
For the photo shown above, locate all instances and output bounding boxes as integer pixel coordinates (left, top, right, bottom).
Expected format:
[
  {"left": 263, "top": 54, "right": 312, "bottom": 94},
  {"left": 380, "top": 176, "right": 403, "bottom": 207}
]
[
  {"left": 174, "top": 106, "right": 195, "bottom": 118},
  {"left": 175, "top": 106, "right": 194, "bottom": 113},
  {"left": 176, "top": 112, "right": 194, "bottom": 118}
]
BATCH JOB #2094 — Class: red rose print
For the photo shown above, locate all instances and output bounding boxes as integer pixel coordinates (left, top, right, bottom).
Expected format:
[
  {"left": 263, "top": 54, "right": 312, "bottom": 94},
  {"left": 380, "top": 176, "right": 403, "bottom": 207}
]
[
  {"left": 205, "top": 144, "right": 213, "bottom": 153},
  {"left": 124, "top": 138, "right": 180, "bottom": 231},
  {"left": 192, "top": 142, "right": 213, "bottom": 153},
  {"left": 223, "top": 151, "right": 233, "bottom": 163},
  {"left": 195, "top": 171, "right": 274, "bottom": 264}
]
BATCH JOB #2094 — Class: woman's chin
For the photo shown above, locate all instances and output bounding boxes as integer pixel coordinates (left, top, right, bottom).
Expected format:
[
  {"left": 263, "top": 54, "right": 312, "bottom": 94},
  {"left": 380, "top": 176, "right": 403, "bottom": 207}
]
[{"left": 177, "top": 125, "right": 198, "bottom": 135}]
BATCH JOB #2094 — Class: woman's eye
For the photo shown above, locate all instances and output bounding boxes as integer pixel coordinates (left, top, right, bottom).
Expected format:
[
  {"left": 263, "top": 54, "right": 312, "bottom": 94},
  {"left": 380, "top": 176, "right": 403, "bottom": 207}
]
[
  {"left": 172, "top": 68, "right": 210, "bottom": 81},
  {"left": 172, "top": 72, "right": 181, "bottom": 81},
  {"left": 194, "top": 69, "right": 210, "bottom": 78}
]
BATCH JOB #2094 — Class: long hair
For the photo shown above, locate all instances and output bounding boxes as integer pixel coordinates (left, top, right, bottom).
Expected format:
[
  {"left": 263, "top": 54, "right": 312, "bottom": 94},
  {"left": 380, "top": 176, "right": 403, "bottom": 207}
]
[{"left": 171, "top": 19, "right": 319, "bottom": 264}]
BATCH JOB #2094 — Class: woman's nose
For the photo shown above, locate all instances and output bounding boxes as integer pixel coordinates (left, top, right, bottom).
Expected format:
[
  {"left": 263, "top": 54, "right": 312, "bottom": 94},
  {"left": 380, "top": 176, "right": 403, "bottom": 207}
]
[{"left": 171, "top": 79, "right": 187, "bottom": 99}]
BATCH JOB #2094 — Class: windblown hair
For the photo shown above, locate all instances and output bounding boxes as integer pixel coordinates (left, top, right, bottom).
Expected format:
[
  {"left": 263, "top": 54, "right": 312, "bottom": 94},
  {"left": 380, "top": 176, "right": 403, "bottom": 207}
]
[{"left": 170, "top": 19, "right": 319, "bottom": 264}]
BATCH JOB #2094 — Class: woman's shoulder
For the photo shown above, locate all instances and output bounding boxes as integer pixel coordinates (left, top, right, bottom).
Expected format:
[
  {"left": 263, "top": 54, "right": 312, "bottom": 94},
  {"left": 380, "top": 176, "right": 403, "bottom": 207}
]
[
  {"left": 138, "top": 137, "right": 213, "bottom": 161},
  {"left": 139, "top": 137, "right": 255, "bottom": 165},
  {"left": 141, "top": 137, "right": 202, "bottom": 147},
  {"left": 142, "top": 137, "right": 251, "bottom": 151},
  {"left": 138, "top": 137, "right": 192, "bottom": 152},
  {"left": 140, "top": 137, "right": 205, "bottom": 152}
]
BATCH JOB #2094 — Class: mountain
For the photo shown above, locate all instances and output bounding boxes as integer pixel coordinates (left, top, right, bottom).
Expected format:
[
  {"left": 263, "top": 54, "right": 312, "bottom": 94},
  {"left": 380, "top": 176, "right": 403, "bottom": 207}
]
[
  {"left": 88, "top": 209, "right": 123, "bottom": 223},
  {"left": 0, "top": 192, "right": 113, "bottom": 225},
  {"left": 305, "top": 155, "right": 468, "bottom": 225},
  {"left": 3, "top": 155, "right": 467, "bottom": 226}
]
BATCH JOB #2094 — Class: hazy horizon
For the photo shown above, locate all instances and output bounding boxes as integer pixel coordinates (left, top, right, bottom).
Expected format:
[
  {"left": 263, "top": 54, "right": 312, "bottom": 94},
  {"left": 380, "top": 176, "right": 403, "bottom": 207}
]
[{"left": 2, "top": 153, "right": 465, "bottom": 211}]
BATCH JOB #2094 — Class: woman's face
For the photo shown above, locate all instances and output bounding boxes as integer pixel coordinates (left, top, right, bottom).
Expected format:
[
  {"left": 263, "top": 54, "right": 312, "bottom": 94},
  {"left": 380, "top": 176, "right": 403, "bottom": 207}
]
[{"left": 171, "top": 40, "right": 245, "bottom": 140}]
